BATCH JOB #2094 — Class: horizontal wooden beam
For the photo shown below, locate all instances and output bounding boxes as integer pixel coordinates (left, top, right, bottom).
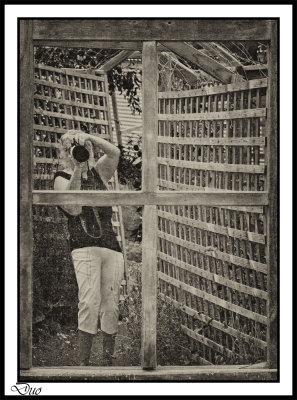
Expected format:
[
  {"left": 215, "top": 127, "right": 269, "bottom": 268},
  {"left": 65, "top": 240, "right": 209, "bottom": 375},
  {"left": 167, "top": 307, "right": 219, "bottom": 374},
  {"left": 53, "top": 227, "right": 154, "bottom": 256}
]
[
  {"left": 158, "top": 78, "right": 267, "bottom": 98},
  {"left": 157, "top": 137, "right": 266, "bottom": 147},
  {"left": 158, "top": 108, "right": 266, "bottom": 121},
  {"left": 160, "top": 42, "right": 234, "bottom": 83},
  {"left": 20, "top": 365, "right": 277, "bottom": 381},
  {"left": 32, "top": 19, "right": 271, "bottom": 41},
  {"left": 32, "top": 190, "right": 268, "bottom": 206},
  {"left": 158, "top": 158, "right": 265, "bottom": 174},
  {"left": 33, "top": 40, "right": 143, "bottom": 50}
]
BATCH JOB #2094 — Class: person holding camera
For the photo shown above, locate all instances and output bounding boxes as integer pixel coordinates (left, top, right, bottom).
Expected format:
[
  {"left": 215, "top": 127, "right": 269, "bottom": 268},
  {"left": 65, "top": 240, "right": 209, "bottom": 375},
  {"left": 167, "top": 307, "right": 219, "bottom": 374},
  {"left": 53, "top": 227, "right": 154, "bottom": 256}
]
[{"left": 54, "top": 129, "right": 123, "bottom": 366}]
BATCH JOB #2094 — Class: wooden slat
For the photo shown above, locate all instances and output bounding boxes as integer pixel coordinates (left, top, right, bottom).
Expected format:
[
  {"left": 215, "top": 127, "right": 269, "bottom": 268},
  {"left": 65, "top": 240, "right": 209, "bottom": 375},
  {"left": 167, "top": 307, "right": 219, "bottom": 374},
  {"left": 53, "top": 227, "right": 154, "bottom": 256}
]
[
  {"left": 32, "top": 19, "right": 271, "bottom": 41},
  {"left": 158, "top": 251, "right": 268, "bottom": 299},
  {"left": 181, "top": 325, "right": 234, "bottom": 357},
  {"left": 33, "top": 140, "right": 60, "bottom": 149},
  {"left": 35, "top": 78, "right": 105, "bottom": 96},
  {"left": 32, "top": 190, "right": 269, "bottom": 206},
  {"left": 35, "top": 63, "right": 105, "bottom": 79},
  {"left": 20, "top": 19, "right": 33, "bottom": 370},
  {"left": 158, "top": 108, "right": 266, "bottom": 121},
  {"left": 141, "top": 42, "right": 158, "bottom": 369},
  {"left": 157, "top": 209, "right": 265, "bottom": 244},
  {"left": 158, "top": 157, "right": 265, "bottom": 174},
  {"left": 158, "top": 78, "right": 267, "bottom": 98},
  {"left": 159, "top": 293, "right": 267, "bottom": 350},
  {"left": 34, "top": 94, "right": 108, "bottom": 111},
  {"left": 266, "top": 21, "right": 278, "bottom": 370},
  {"left": 158, "top": 272, "right": 267, "bottom": 325},
  {"left": 158, "top": 231, "right": 267, "bottom": 274},
  {"left": 157, "top": 137, "right": 266, "bottom": 146},
  {"left": 34, "top": 108, "right": 109, "bottom": 126}
]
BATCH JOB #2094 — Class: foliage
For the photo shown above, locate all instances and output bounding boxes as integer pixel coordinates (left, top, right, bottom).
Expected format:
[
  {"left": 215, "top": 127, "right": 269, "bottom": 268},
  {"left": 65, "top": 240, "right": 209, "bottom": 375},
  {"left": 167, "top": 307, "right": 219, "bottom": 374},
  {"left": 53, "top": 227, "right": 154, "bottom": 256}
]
[
  {"left": 107, "top": 66, "right": 142, "bottom": 114},
  {"left": 34, "top": 46, "right": 142, "bottom": 114},
  {"left": 118, "top": 136, "right": 142, "bottom": 190}
]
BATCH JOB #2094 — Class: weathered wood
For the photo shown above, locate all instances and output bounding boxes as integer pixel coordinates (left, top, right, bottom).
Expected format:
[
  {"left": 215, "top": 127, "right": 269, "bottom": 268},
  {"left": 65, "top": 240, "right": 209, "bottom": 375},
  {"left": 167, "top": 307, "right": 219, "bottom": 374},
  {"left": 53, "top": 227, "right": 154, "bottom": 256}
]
[
  {"left": 20, "top": 365, "right": 277, "bottom": 381},
  {"left": 158, "top": 157, "right": 265, "bottom": 174},
  {"left": 181, "top": 325, "right": 234, "bottom": 357},
  {"left": 157, "top": 137, "right": 266, "bottom": 146},
  {"left": 160, "top": 42, "right": 234, "bottom": 83},
  {"left": 158, "top": 251, "right": 268, "bottom": 299},
  {"left": 158, "top": 272, "right": 267, "bottom": 325},
  {"left": 33, "top": 40, "right": 143, "bottom": 50},
  {"left": 158, "top": 232, "right": 267, "bottom": 274},
  {"left": 158, "top": 108, "right": 266, "bottom": 121},
  {"left": 100, "top": 50, "right": 135, "bottom": 72},
  {"left": 34, "top": 108, "right": 109, "bottom": 125},
  {"left": 266, "top": 21, "right": 278, "bottom": 370},
  {"left": 34, "top": 94, "right": 108, "bottom": 111},
  {"left": 142, "top": 206, "right": 157, "bottom": 369},
  {"left": 110, "top": 92, "right": 122, "bottom": 146},
  {"left": 32, "top": 19, "right": 271, "bottom": 42},
  {"left": 141, "top": 42, "right": 158, "bottom": 369},
  {"left": 20, "top": 20, "right": 34, "bottom": 370},
  {"left": 158, "top": 78, "right": 267, "bottom": 98},
  {"left": 142, "top": 41, "right": 158, "bottom": 192},
  {"left": 157, "top": 209, "right": 266, "bottom": 244},
  {"left": 159, "top": 293, "right": 267, "bottom": 350},
  {"left": 32, "top": 190, "right": 269, "bottom": 206},
  {"left": 35, "top": 78, "right": 105, "bottom": 96}
]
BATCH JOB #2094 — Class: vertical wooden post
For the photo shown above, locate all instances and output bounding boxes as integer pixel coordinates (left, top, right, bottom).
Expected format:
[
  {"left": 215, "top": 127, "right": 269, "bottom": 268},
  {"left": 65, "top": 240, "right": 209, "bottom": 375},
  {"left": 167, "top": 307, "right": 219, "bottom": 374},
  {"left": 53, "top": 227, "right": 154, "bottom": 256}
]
[
  {"left": 19, "top": 20, "right": 34, "bottom": 369},
  {"left": 266, "top": 20, "right": 278, "bottom": 369},
  {"left": 141, "top": 41, "right": 158, "bottom": 369},
  {"left": 111, "top": 92, "right": 123, "bottom": 146}
]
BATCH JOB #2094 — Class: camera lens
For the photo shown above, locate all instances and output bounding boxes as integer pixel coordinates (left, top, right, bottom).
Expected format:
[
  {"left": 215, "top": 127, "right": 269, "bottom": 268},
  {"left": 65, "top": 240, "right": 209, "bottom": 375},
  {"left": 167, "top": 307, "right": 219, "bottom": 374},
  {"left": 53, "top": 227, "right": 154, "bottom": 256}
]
[{"left": 71, "top": 145, "right": 89, "bottom": 162}]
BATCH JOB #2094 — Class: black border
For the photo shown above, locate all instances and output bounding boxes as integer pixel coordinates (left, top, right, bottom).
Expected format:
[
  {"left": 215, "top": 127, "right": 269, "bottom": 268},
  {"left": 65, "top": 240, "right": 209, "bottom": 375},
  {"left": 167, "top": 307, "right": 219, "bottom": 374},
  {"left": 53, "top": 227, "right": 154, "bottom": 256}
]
[
  {"left": 2, "top": 7, "right": 291, "bottom": 394},
  {"left": 17, "top": 15, "right": 280, "bottom": 385}
]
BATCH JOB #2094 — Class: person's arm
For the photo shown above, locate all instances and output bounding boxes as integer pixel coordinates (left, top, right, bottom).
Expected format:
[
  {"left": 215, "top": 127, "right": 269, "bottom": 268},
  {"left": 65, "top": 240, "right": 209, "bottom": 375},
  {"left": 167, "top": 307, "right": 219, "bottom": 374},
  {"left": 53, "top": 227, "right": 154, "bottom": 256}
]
[
  {"left": 75, "top": 132, "right": 120, "bottom": 183},
  {"left": 54, "top": 164, "right": 84, "bottom": 216}
]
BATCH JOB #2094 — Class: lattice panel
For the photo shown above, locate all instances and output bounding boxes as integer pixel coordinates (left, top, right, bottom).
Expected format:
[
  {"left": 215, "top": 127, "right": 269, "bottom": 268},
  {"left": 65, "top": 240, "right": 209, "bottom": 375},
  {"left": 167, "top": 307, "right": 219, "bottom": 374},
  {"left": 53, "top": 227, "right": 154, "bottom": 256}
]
[
  {"left": 157, "top": 79, "right": 268, "bottom": 365},
  {"left": 157, "top": 79, "right": 267, "bottom": 192}
]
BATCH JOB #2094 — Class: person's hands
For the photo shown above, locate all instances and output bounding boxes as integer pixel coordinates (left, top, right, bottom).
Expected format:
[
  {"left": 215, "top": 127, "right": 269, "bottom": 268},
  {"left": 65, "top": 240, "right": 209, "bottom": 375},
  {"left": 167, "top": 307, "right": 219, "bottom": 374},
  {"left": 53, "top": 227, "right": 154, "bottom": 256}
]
[{"left": 74, "top": 131, "right": 91, "bottom": 146}]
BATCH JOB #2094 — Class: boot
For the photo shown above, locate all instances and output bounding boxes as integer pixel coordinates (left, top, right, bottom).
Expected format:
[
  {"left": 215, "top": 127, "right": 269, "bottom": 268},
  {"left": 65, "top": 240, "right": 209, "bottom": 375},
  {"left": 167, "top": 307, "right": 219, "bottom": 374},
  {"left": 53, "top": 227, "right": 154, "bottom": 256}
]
[
  {"left": 102, "top": 331, "right": 116, "bottom": 366},
  {"left": 78, "top": 329, "right": 94, "bottom": 366}
]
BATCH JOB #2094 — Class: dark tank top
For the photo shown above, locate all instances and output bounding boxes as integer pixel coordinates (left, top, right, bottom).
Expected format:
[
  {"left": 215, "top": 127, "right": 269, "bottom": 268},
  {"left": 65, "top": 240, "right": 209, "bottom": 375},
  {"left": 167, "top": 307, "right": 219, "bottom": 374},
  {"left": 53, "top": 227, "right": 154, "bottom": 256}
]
[{"left": 54, "top": 167, "right": 122, "bottom": 253}]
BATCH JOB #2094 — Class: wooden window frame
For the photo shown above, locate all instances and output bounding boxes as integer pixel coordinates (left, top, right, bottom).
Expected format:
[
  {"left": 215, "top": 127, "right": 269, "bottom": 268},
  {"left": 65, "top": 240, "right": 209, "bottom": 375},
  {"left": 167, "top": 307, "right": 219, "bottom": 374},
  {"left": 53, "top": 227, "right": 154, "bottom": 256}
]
[{"left": 19, "top": 18, "right": 278, "bottom": 380}]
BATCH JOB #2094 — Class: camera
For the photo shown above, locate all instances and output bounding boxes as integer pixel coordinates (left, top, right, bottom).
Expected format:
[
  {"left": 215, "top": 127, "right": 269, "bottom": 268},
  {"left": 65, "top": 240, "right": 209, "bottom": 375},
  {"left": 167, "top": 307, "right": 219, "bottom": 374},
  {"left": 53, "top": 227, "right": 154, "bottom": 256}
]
[{"left": 70, "top": 139, "right": 89, "bottom": 163}]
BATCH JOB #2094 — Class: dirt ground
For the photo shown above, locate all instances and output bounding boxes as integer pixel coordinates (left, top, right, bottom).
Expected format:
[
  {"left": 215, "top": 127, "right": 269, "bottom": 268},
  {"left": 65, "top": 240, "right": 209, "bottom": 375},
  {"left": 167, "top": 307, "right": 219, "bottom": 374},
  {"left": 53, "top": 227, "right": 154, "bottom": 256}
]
[{"left": 33, "top": 321, "right": 140, "bottom": 367}]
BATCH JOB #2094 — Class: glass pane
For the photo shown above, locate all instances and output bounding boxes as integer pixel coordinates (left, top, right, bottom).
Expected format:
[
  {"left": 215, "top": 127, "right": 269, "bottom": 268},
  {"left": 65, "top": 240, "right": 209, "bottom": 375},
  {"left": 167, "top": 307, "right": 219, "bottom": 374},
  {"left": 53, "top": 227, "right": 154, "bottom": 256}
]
[
  {"left": 32, "top": 205, "right": 143, "bottom": 367},
  {"left": 157, "top": 204, "right": 267, "bottom": 366},
  {"left": 33, "top": 46, "right": 142, "bottom": 193}
]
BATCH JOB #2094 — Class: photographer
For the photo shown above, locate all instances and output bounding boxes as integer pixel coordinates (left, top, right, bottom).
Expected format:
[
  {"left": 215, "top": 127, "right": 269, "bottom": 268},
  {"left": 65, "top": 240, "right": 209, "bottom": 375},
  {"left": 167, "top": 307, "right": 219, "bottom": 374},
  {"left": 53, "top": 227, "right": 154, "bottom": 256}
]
[{"left": 54, "top": 129, "right": 123, "bottom": 366}]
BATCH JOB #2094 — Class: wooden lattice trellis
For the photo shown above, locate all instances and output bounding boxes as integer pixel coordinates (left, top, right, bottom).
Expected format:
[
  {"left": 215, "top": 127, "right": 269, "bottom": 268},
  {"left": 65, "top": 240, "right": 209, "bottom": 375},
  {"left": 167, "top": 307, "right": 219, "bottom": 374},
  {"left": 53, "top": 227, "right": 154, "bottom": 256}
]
[
  {"left": 157, "top": 78, "right": 268, "bottom": 364},
  {"left": 33, "top": 64, "right": 127, "bottom": 279}
]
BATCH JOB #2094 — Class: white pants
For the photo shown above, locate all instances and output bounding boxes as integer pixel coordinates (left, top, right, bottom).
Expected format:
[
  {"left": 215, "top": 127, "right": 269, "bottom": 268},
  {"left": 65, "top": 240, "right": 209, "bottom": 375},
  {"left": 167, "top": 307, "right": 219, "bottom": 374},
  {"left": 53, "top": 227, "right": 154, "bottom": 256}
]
[{"left": 71, "top": 247, "right": 124, "bottom": 335}]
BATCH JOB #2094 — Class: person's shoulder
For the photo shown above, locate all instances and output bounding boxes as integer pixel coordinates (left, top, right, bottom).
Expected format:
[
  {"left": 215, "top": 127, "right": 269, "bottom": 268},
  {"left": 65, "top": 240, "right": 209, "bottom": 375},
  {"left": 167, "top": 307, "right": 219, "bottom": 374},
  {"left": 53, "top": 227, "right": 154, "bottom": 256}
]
[{"left": 54, "top": 169, "right": 72, "bottom": 181}]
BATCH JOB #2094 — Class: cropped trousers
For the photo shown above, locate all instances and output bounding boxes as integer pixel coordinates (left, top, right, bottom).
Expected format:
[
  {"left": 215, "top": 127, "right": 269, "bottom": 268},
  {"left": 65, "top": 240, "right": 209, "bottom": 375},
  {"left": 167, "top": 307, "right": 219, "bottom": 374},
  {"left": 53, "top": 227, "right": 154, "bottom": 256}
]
[{"left": 71, "top": 247, "right": 124, "bottom": 335}]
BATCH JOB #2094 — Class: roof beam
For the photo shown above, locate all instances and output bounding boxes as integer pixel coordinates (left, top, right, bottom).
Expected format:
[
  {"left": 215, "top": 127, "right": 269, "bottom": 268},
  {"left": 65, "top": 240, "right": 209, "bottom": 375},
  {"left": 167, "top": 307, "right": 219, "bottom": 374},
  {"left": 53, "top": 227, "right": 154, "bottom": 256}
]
[
  {"left": 33, "top": 40, "right": 143, "bottom": 50},
  {"left": 32, "top": 19, "right": 271, "bottom": 41},
  {"left": 99, "top": 50, "right": 135, "bottom": 72},
  {"left": 160, "top": 42, "right": 234, "bottom": 84}
]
